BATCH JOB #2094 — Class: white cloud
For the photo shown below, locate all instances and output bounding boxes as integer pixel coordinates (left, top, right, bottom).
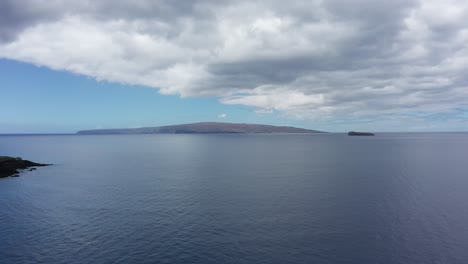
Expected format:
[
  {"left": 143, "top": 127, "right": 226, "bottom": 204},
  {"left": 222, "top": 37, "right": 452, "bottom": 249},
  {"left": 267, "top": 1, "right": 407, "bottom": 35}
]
[
  {"left": 217, "top": 113, "right": 227, "bottom": 119},
  {"left": 1, "top": 0, "right": 468, "bottom": 129}
]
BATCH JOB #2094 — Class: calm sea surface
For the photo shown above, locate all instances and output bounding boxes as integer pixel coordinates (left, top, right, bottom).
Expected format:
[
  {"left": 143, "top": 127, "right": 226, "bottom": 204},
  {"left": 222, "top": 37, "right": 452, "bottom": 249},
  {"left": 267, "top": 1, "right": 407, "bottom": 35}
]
[{"left": 1, "top": 133, "right": 468, "bottom": 264}]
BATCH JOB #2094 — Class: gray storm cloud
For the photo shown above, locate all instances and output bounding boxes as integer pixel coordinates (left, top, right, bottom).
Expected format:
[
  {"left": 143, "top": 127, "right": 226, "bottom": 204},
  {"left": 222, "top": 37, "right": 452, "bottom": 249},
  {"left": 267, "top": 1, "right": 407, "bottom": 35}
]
[{"left": 1, "top": 0, "right": 467, "bottom": 126}]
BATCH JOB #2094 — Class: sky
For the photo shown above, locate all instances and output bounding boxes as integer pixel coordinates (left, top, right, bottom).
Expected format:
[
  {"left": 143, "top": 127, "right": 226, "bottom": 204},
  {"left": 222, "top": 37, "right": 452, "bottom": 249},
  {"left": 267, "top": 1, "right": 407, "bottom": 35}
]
[{"left": 1, "top": 0, "right": 468, "bottom": 133}]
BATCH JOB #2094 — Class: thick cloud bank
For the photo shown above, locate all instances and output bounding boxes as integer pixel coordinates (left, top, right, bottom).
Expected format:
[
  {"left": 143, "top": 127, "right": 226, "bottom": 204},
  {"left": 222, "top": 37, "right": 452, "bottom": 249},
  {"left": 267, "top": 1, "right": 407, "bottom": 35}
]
[{"left": 1, "top": 0, "right": 467, "bottom": 126}]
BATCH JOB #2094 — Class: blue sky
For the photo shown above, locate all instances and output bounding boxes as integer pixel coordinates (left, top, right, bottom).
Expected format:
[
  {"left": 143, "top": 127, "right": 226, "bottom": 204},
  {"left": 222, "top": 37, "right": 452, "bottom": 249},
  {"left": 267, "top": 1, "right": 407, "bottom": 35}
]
[{"left": 1, "top": 1, "right": 468, "bottom": 133}]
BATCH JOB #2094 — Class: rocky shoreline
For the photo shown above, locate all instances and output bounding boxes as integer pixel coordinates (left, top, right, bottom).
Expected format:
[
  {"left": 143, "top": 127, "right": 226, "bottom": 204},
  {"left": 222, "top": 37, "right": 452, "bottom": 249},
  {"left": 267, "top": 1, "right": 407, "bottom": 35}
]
[{"left": 0, "top": 156, "right": 50, "bottom": 178}]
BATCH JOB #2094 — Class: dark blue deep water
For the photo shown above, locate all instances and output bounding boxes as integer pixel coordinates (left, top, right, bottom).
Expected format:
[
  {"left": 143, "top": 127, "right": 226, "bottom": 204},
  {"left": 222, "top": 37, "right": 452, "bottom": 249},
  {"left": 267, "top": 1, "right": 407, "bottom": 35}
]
[{"left": 1, "top": 133, "right": 468, "bottom": 264}]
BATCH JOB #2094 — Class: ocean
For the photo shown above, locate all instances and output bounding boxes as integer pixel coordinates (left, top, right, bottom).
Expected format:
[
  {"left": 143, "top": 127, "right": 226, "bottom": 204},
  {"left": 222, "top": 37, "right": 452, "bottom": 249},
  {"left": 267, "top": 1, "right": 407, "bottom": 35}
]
[{"left": 1, "top": 133, "right": 468, "bottom": 263}]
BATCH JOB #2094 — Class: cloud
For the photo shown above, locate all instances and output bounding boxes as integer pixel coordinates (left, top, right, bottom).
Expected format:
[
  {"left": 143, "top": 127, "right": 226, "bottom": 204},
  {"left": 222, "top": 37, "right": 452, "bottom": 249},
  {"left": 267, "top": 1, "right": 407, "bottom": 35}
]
[
  {"left": 1, "top": 0, "right": 468, "bottom": 129},
  {"left": 217, "top": 113, "right": 227, "bottom": 119}
]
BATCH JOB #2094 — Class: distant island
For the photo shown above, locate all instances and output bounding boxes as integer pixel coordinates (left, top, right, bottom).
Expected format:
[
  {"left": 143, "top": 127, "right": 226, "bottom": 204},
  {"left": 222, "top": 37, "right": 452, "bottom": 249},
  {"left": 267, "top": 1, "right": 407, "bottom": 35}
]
[
  {"left": 0, "top": 156, "right": 50, "bottom": 178},
  {"left": 77, "top": 122, "right": 325, "bottom": 135},
  {"left": 348, "top": 131, "right": 375, "bottom": 136}
]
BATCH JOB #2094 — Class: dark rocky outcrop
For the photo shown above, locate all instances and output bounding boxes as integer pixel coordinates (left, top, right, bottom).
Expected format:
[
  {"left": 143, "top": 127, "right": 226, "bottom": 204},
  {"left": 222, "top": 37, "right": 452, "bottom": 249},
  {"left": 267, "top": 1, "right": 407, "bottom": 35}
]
[
  {"left": 348, "top": 131, "right": 375, "bottom": 136},
  {"left": 0, "top": 156, "right": 50, "bottom": 178}
]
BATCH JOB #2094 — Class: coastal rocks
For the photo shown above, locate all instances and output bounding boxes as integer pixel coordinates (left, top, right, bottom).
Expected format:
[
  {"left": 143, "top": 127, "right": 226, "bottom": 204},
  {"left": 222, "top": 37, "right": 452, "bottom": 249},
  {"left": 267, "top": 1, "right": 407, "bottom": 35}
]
[
  {"left": 0, "top": 156, "right": 50, "bottom": 178},
  {"left": 348, "top": 131, "right": 375, "bottom": 136}
]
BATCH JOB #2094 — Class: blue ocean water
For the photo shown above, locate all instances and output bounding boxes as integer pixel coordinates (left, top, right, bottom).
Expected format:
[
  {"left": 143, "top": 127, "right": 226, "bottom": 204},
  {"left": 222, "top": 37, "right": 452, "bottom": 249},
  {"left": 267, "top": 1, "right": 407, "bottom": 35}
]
[{"left": 1, "top": 133, "right": 468, "bottom": 264}]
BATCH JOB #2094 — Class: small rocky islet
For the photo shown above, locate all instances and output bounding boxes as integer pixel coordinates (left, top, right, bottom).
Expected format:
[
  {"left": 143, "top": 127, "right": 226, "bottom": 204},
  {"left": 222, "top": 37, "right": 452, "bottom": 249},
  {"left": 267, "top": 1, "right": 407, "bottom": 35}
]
[
  {"left": 348, "top": 131, "right": 375, "bottom": 136},
  {"left": 0, "top": 156, "right": 50, "bottom": 178}
]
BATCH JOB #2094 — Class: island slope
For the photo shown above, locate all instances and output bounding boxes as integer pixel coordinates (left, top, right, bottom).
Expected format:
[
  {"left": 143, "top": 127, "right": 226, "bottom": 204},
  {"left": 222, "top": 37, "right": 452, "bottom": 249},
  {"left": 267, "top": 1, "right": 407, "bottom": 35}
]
[{"left": 77, "top": 122, "right": 324, "bottom": 135}]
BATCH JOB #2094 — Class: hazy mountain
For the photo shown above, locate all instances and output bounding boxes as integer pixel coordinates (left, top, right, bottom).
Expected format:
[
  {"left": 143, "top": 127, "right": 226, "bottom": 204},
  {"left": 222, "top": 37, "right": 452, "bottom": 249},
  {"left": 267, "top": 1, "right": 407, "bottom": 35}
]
[{"left": 77, "top": 122, "right": 324, "bottom": 134}]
